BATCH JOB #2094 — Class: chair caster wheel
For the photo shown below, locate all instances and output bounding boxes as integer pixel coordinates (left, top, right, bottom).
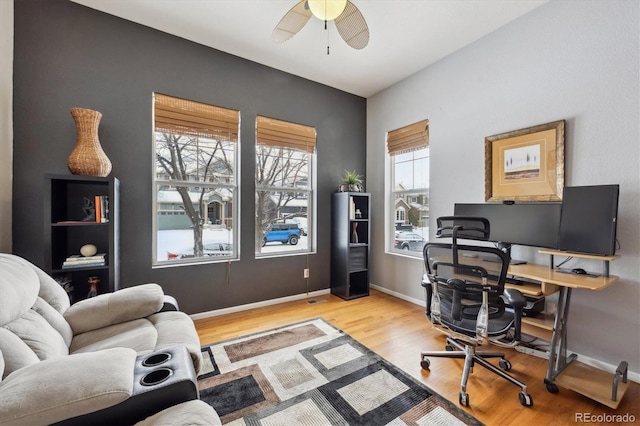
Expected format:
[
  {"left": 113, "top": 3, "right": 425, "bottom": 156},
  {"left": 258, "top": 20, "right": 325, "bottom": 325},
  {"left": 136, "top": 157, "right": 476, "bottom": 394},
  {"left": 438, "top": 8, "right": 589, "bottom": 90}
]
[
  {"left": 499, "top": 359, "right": 512, "bottom": 371},
  {"left": 519, "top": 392, "right": 533, "bottom": 407},
  {"left": 545, "top": 380, "right": 559, "bottom": 393},
  {"left": 459, "top": 391, "right": 469, "bottom": 406},
  {"left": 445, "top": 344, "right": 455, "bottom": 351},
  {"left": 420, "top": 357, "right": 431, "bottom": 370}
]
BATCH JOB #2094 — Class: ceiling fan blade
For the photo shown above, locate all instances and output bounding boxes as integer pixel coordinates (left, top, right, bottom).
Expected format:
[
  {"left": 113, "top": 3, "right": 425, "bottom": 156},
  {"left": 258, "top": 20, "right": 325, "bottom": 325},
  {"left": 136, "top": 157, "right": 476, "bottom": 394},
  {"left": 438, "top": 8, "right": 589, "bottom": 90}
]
[
  {"left": 272, "top": 0, "right": 313, "bottom": 43},
  {"left": 335, "top": 0, "right": 369, "bottom": 49}
]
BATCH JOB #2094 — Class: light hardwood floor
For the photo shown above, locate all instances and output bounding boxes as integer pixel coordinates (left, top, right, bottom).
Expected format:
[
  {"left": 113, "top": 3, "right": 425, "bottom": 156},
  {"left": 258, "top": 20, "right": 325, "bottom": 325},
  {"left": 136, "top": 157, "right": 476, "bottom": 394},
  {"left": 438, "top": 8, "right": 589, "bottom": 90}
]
[{"left": 194, "top": 289, "right": 639, "bottom": 426}]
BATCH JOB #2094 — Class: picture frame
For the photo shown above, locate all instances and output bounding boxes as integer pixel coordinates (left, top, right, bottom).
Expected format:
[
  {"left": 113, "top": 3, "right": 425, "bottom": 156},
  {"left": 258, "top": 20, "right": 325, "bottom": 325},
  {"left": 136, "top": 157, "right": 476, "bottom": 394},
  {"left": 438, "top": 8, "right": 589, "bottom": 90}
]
[{"left": 484, "top": 120, "right": 565, "bottom": 202}]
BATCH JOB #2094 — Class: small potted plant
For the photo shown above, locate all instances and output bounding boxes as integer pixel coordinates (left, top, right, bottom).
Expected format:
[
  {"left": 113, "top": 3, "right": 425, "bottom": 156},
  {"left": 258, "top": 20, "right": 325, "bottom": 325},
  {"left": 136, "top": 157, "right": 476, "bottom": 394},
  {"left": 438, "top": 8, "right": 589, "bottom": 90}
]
[{"left": 339, "top": 170, "right": 364, "bottom": 192}]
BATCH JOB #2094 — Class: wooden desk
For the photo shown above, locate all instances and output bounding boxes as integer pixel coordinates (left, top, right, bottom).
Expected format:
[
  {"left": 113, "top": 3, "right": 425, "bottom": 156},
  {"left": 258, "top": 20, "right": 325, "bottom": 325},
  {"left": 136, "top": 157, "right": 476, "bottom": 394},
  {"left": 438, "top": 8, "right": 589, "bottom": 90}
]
[
  {"left": 508, "top": 262, "right": 618, "bottom": 292},
  {"left": 507, "top": 250, "right": 628, "bottom": 409}
]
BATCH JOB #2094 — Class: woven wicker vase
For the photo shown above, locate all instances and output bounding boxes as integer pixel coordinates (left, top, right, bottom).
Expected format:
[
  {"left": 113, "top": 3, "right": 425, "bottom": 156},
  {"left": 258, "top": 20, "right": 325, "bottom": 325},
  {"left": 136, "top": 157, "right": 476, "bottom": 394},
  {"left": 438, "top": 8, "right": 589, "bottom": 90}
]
[{"left": 67, "top": 108, "right": 112, "bottom": 177}]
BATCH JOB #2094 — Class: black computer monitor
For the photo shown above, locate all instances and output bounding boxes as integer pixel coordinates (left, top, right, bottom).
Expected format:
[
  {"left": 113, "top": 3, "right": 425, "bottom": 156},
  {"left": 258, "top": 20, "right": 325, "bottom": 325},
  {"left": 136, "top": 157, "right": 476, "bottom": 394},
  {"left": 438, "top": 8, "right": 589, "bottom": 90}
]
[
  {"left": 454, "top": 202, "right": 562, "bottom": 258},
  {"left": 557, "top": 185, "right": 619, "bottom": 256}
]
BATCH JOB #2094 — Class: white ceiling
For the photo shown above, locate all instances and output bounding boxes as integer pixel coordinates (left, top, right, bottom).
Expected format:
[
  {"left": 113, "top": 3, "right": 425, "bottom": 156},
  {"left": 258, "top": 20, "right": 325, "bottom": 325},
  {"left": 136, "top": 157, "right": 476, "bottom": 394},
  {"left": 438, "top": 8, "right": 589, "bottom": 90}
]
[{"left": 71, "top": 0, "right": 548, "bottom": 98}]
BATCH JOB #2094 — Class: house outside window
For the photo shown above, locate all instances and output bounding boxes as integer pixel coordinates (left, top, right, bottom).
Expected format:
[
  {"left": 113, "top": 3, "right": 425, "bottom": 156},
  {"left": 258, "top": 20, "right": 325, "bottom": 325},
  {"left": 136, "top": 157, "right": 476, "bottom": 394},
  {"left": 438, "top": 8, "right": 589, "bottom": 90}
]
[
  {"left": 152, "top": 93, "right": 239, "bottom": 266},
  {"left": 255, "top": 116, "right": 315, "bottom": 256},
  {"left": 387, "top": 120, "right": 430, "bottom": 256}
]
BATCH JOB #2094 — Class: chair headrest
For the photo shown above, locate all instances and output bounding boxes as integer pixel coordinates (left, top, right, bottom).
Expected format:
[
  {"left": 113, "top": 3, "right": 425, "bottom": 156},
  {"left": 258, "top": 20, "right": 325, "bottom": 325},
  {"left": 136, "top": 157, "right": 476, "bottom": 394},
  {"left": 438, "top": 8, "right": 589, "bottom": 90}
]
[{"left": 436, "top": 216, "right": 490, "bottom": 242}]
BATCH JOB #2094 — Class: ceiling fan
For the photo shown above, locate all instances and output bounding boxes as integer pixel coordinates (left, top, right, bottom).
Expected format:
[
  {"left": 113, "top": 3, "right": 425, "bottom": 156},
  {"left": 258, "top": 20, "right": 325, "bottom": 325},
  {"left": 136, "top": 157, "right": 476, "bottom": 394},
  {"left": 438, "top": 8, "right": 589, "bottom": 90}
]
[{"left": 272, "top": 0, "right": 369, "bottom": 52}]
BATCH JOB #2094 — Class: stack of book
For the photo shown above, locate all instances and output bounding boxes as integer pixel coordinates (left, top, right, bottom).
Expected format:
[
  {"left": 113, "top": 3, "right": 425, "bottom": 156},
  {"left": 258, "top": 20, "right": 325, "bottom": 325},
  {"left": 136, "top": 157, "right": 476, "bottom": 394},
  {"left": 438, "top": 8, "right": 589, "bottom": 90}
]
[
  {"left": 62, "top": 254, "right": 106, "bottom": 269},
  {"left": 95, "top": 195, "right": 109, "bottom": 223}
]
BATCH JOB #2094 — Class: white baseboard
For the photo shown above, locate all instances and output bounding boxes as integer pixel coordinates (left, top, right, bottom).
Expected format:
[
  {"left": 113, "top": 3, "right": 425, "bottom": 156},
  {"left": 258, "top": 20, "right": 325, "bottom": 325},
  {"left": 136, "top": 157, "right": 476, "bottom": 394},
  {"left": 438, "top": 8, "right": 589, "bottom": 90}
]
[
  {"left": 190, "top": 289, "right": 330, "bottom": 321},
  {"left": 370, "top": 283, "right": 425, "bottom": 306},
  {"left": 371, "top": 282, "right": 639, "bottom": 383}
]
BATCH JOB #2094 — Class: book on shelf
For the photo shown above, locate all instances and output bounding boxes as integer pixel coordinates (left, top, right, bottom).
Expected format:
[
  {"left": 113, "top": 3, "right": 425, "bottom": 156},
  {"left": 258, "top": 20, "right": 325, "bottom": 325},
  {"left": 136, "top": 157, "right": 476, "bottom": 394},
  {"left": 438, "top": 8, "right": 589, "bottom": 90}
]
[
  {"left": 349, "top": 196, "right": 355, "bottom": 220},
  {"left": 62, "top": 261, "right": 105, "bottom": 269},
  {"left": 65, "top": 254, "right": 106, "bottom": 262},
  {"left": 94, "top": 195, "right": 109, "bottom": 223}
]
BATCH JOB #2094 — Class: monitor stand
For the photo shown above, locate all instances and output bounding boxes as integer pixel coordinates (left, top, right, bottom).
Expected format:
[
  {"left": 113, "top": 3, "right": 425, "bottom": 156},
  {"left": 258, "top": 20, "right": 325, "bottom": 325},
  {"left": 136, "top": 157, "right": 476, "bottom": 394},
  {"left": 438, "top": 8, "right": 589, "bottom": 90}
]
[{"left": 482, "top": 242, "right": 527, "bottom": 265}]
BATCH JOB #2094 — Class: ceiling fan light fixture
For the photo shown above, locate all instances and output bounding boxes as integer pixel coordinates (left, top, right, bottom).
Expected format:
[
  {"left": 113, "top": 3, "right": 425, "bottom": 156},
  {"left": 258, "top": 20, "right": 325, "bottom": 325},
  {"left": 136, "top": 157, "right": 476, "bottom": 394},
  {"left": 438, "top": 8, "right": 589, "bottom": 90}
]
[{"left": 308, "top": 0, "right": 347, "bottom": 21}]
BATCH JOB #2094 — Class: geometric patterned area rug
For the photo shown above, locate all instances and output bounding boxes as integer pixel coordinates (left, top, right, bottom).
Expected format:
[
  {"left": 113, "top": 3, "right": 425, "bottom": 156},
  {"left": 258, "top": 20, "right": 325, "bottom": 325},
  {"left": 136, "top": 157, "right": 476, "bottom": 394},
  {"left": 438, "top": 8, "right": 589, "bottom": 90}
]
[{"left": 198, "top": 318, "right": 483, "bottom": 425}]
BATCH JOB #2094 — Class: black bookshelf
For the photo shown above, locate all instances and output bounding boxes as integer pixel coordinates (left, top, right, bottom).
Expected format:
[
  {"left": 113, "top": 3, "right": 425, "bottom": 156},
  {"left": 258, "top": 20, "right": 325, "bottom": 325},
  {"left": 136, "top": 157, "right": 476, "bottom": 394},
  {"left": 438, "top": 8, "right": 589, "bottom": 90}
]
[
  {"left": 331, "top": 192, "right": 370, "bottom": 300},
  {"left": 44, "top": 174, "right": 120, "bottom": 303}
]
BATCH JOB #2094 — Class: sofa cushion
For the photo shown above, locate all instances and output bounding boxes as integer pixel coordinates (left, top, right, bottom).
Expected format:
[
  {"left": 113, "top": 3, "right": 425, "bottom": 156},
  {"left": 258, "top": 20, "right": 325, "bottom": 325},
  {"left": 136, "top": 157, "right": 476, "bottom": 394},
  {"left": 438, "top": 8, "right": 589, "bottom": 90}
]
[
  {"left": 148, "top": 311, "right": 203, "bottom": 374},
  {"left": 0, "top": 348, "right": 136, "bottom": 426},
  {"left": 70, "top": 318, "right": 159, "bottom": 355},
  {"left": 31, "top": 297, "right": 73, "bottom": 347},
  {"left": 64, "top": 284, "right": 165, "bottom": 335},
  {"left": 0, "top": 330, "right": 40, "bottom": 379},
  {"left": 0, "top": 254, "right": 39, "bottom": 327},
  {"left": 3, "top": 309, "right": 68, "bottom": 362}
]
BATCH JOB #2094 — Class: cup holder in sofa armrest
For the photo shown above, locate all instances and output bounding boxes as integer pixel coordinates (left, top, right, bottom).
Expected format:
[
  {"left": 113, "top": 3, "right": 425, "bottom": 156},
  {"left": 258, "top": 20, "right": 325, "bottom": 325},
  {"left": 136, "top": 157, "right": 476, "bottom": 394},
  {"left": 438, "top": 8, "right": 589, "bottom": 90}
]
[
  {"left": 54, "top": 346, "right": 199, "bottom": 426},
  {"left": 142, "top": 352, "right": 172, "bottom": 367},
  {"left": 140, "top": 368, "right": 173, "bottom": 386}
]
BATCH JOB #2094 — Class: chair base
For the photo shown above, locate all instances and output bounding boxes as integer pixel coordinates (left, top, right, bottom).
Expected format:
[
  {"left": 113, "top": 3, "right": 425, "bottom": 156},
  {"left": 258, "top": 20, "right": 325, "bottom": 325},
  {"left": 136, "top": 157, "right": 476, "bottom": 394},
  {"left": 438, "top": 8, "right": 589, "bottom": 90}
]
[{"left": 421, "top": 336, "right": 533, "bottom": 408}]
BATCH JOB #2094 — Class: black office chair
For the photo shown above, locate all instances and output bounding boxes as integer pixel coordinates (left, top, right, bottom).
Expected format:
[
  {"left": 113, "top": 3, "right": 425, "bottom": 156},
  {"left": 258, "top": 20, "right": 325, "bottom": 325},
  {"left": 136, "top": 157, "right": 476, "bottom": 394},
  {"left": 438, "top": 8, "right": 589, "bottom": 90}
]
[{"left": 420, "top": 216, "right": 533, "bottom": 407}]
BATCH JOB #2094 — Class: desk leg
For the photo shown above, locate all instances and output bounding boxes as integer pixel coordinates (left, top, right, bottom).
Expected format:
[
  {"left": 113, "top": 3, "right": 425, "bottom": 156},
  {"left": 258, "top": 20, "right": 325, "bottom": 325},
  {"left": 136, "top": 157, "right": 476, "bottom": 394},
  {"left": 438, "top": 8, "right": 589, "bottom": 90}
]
[{"left": 545, "top": 286, "right": 577, "bottom": 392}]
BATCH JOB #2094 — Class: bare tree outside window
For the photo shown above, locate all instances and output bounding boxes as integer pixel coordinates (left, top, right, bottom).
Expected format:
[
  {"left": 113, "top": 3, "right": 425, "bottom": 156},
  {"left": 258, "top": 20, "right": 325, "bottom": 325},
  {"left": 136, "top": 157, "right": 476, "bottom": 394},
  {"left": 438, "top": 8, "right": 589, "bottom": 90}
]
[
  {"left": 152, "top": 94, "right": 239, "bottom": 265},
  {"left": 255, "top": 116, "right": 314, "bottom": 256},
  {"left": 255, "top": 146, "right": 310, "bottom": 253},
  {"left": 155, "top": 133, "right": 234, "bottom": 258}
]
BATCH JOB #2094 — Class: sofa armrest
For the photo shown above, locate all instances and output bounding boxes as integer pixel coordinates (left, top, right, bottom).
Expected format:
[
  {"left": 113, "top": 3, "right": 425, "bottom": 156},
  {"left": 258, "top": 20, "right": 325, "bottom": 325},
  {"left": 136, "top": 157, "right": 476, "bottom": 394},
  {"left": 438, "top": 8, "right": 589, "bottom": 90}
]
[
  {"left": 0, "top": 348, "right": 136, "bottom": 426},
  {"left": 64, "top": 284, "right": 165, "bottom": 335}
]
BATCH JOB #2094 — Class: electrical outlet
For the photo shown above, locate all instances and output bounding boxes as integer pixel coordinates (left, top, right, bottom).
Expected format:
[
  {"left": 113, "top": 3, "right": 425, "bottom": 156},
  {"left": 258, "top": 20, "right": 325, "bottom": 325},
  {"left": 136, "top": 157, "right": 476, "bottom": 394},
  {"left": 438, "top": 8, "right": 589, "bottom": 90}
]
[{"left": 304, "top": 268, "right": 310, "bottom": 278}]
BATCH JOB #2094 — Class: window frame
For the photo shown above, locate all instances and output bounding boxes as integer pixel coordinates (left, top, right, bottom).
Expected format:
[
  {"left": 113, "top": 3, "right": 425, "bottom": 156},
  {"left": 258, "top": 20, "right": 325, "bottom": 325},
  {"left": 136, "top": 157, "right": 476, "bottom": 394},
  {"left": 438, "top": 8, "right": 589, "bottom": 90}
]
[
  {"left": 151, "top": 93, "right": 240, "bottom": 267},
  {"left": 386, "top": 120, "right": 430, "bottom": 258},
  {"left": 255, "top": 116, "right": 316, "bottom": 258}
]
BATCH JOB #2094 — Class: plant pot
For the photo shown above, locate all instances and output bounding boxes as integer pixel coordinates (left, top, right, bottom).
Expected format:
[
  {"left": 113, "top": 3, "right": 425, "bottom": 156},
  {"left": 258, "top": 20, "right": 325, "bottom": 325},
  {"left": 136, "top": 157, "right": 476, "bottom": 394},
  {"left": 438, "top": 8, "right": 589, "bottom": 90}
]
[{"left": 338, "top": 184, "right": 362, "bottom": 192}]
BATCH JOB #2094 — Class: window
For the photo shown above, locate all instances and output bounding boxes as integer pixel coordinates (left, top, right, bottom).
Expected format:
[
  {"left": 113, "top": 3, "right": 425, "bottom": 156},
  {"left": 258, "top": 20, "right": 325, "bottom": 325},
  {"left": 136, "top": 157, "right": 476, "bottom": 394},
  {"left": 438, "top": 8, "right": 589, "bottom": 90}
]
[
  {"left": 387, "top": 119, "right": 430, "bottom": 256},
  {"left": 153, "top": 93, "right": 239, "bottom": 266},
  {"left": 255, "top": 116, "right": 315, "bottom": 256}
]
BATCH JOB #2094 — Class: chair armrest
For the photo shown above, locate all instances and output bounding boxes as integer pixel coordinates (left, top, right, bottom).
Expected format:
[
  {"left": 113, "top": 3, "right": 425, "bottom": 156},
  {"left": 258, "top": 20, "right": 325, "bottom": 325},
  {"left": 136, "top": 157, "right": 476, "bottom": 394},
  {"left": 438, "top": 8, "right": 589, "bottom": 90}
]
[
  {"left": 503, "top": 288, "right": 526, "bottom": 341},
  {"left": 503, "top": 288, "right": 526, "bottom": 308},
  {"left": 0, "top": 348, "right": 136, "bottom": 425},
  {"left": 421, "top": 274, "right": 432, "bottom": 316},
  {"left": 65, "top": 284, "right": 164, "bottom": 335}
]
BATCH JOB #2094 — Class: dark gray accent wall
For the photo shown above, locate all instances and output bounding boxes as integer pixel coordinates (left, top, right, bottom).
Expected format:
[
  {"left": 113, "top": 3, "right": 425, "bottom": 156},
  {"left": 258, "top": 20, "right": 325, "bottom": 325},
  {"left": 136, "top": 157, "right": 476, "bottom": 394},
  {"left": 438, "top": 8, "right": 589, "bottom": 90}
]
[{"left": 13, "top": 0, "right": 367, "bottom": 314}]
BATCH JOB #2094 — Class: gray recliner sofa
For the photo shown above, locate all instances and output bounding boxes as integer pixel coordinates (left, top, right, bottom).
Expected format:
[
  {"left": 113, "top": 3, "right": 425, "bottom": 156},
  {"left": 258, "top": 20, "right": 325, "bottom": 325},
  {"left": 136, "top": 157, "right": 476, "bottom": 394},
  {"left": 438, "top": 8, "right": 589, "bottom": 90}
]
[{"left": 0, "top": 253, "right": 221, "bottom": 425}]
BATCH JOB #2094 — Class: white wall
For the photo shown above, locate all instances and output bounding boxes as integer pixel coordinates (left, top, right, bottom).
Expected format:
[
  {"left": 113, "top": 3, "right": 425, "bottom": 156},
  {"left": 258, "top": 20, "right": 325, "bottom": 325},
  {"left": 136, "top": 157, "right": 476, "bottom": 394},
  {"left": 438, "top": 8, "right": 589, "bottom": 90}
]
[
  {"left": 0, "top": 0, "right": 13, "bottom": 253},
  {"left": 367, "top": 0, "right": 639, "bottom": 373}
]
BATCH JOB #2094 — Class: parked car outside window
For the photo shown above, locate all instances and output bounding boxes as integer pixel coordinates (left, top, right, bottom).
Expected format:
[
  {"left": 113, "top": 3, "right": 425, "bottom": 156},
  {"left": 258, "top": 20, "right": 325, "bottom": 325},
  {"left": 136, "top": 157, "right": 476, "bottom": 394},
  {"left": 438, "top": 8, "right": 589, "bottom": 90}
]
[
  {"left": 394, "top": 231, "right": 426, "bottom": 252},
  {"left": 263, "top": 223, "right": 301, "bottom": 246}
]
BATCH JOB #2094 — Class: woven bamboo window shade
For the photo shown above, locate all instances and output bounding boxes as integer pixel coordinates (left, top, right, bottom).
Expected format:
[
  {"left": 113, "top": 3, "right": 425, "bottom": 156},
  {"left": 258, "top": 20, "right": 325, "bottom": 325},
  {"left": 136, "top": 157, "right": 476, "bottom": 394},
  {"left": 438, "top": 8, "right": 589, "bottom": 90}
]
[
  {"left": 256, "top": 116, "right": 316, "bottom": 154},
  {"left": 387, "top": 119, "right": 429, "bottom": 156},
  {"left": 154, "top": 93, "right": 239, "bottom": 141}
]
